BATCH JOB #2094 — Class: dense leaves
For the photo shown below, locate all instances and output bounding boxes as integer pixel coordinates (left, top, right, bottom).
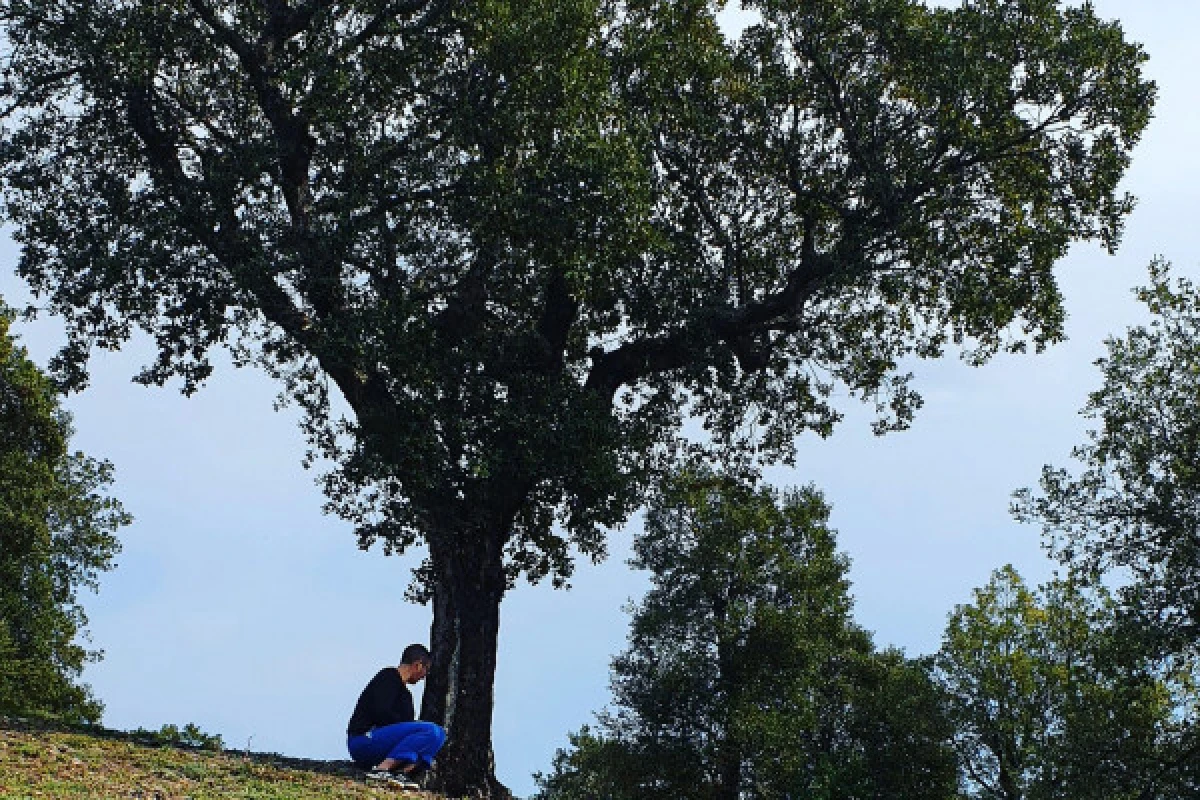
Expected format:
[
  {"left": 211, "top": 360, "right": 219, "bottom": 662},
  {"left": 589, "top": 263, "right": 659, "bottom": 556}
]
[
  {"left": 0, "top": 309, "right": 130, "bottom": 724},
  {"left": 534, "top": 470, "right": 958, "bottom": 800},
  {"left": 934, "top": 566, "right": 1198, "bottom": 799},
  {"left": 1015, "top": 260, "right": 1200, "bottom": 654},
  {"left": 0, "top": 1, "right": 1155, "bottom": 792},
  {"left": 0, "top": 0, "right": 1155, "bottom": 582}
]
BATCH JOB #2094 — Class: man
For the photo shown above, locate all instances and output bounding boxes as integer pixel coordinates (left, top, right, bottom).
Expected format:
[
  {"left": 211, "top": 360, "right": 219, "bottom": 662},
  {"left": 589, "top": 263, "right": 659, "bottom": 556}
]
[{"left": 346, "top": 643, "right": 446, "bottom": 789}]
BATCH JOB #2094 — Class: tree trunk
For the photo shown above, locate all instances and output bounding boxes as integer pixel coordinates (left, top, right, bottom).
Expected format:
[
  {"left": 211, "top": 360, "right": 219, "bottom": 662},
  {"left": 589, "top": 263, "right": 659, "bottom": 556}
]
[
  {"left": 714, "top": 603, "right": 742, "bottom": 800},
  {"left": 420, "top": 532, "right": 511, "bottom": 799},
  {"left": 715, "top": 746, "right": 742, "bottom": 800}
]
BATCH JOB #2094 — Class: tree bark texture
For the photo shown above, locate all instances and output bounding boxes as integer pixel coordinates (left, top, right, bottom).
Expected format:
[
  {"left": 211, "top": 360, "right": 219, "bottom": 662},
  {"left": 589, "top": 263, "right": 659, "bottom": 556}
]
[{"left": 420, "top": 532, "right": 512, "bottom": 799}]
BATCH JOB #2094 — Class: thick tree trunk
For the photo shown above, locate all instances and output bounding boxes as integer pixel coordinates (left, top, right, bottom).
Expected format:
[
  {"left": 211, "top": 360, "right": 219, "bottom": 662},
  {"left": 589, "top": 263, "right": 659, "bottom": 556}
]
[{"left": 420, "top": 533, "right": 511, "bottom": 799}]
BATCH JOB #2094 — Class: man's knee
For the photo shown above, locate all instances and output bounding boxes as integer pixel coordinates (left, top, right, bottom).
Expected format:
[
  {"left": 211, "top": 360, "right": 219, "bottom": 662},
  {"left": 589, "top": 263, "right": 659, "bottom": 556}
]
[
  {"left": 417, "top": 721, "right": 445, "bottom": 744},
  {"left": 415, "top": 721, "right": 445, "bottom": 754}
]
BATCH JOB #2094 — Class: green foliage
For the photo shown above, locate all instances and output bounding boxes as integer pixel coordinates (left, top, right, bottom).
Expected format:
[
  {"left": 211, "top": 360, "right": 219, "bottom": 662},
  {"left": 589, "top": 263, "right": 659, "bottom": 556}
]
[
  {"left": 934, "top": 566, "right": 1198, "bottom": 799},
  {"left": 0, "top": 308, "right": 130, "bottom": 724},
  {"left": 1015, "top": 259, "right": 1200, "bottom": 653},
  {"left": 534, "top": 725, "right": 641, "bottom": 800},
  {"left": 0, "top": 0, "right": 1155, "bottom": 583},
  {"left": 0, "top": 1, "right": 1157, "bottom": 790},
  {"left": 535, "top": 469, "right": 958, "bottom": 799},
  {"left": 130, "top": 722, "right": 226, "bottom": 752}
]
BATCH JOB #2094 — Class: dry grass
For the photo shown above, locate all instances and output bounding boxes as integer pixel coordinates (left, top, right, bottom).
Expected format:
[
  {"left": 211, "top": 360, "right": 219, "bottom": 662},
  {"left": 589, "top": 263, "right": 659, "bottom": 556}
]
[{"left": 0, "top": 718, "right": 439, "bottom": 799}]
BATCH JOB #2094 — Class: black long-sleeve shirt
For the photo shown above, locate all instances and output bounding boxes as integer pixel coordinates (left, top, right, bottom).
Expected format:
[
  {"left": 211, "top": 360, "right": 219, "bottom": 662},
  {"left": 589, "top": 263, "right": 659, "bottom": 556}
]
[{"left": 346, "top": 667, "right": 415, "bottom": 735}]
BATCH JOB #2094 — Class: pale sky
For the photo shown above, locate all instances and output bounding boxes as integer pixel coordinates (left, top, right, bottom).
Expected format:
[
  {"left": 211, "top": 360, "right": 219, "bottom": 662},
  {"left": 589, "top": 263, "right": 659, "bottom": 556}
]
[{"left": 2, "top": 2, "right": 1198, "bottom": 797}]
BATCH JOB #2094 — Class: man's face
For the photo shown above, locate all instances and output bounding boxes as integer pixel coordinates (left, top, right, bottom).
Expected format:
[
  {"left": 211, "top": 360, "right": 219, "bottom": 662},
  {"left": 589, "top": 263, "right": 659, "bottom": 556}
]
[{"left": 409, "top": 660, "right": 430, "bottom": 684}]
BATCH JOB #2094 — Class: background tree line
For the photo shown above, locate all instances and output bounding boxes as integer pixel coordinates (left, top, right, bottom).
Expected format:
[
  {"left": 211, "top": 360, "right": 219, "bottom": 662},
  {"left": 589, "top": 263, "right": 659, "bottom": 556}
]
[
  {"left": 4, "top": 257, "right": 1198, "bottom": 797},
  {"left": 534, "top": 262, "right": 1200, "bottom": 800}
]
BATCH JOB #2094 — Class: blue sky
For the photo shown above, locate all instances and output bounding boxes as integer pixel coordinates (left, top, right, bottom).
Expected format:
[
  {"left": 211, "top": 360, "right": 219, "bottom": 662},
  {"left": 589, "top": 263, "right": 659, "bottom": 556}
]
[{"left": 2, "top": 2, "right": 1198, "bottom": 797}]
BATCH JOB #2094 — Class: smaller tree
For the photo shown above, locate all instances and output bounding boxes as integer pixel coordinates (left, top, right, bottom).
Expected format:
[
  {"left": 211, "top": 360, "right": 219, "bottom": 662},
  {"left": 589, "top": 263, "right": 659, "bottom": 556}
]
[
  {"left": 0, "top": 307, "right": 130, "bottom": 723},
  {"left": 1014, "top": 259, "right": 1200, "bottom": 654},
  {"left": 535, "top": 469, "right": 958, "bottom": 800},
  {"left": 934, "top": 565, "right": 1198, "bottom": 800}
]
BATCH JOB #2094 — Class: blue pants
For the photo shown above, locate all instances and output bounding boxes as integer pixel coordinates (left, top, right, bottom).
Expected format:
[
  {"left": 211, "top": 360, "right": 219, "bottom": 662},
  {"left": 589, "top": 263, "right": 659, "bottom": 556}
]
[{"left": 347, "top": 721, "right": 446, "bottom": 769}]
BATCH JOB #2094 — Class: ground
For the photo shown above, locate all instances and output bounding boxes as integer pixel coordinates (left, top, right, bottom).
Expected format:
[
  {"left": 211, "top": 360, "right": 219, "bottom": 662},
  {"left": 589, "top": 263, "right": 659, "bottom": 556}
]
[{"left": 0, "top": 717, "right": 439, "bottom": 799}]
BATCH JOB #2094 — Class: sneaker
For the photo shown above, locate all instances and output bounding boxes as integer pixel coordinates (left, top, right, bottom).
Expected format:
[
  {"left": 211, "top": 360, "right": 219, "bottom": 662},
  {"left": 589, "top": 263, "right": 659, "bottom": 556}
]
[
  {"left": 365, "top": 769, "right": 420, "bottom": 790},
  {"left": 405, "top": 762, "right": 430, "bottom": 787}
]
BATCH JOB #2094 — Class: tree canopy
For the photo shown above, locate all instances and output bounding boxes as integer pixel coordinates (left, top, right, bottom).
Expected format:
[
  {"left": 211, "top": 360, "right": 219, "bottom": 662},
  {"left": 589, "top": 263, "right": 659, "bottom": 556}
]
[
  {"left": 0, "top": 0, "right": 1156, "bottom": 581},
  {"left": 0, "top": 0, "right": 1156, "bottom": 792},
  {"left": 0, "top": 307, "right": 130, "bottom": 724},
  {"left": 934, "top": 565, "right": 1198, "bottom": 799}
]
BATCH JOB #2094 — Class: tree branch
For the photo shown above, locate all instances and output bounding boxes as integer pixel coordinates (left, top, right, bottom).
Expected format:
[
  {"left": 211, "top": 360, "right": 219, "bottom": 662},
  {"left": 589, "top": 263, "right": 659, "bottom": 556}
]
[
  {"left": 186, "top": 0, "right": 353, "bottom": 328},
  {"left": 0, "top": 67, "right": 81, "bottom": 119},
  {"left": 259, "top": 1, "right": 330, "bottom": 51},
  {"left": 187, "top": 0, "right": 258, "bottom": 63},
  {"left": 431, "top": 244, "right": 495, "bottom": 347},
  {"left": 125, "top": 80, "right": 390, "bottom": 415},
  {"left": 584, "top": 248, "right": 835, "bottom": 400},
  {"left": 658, "top": 144, "right": 741, "bottom": 301},
  {"left": 188, "top": 0, "right": 314, "bottom": 229},
  {"left": 126, "top": 84, "right": 303, "bottom": 332},
  {"left": 342, "top": 0, "right": 449, "bottom": 54},
  {"left": 534, "top": 269, "right": 578, "bottom": 371}
]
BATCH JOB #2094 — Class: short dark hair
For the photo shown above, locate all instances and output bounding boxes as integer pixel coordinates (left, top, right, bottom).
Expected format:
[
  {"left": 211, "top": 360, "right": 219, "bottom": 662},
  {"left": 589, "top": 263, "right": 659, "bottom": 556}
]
[{"left": 401, "top": 643, "right": 431, "bottom": 666}]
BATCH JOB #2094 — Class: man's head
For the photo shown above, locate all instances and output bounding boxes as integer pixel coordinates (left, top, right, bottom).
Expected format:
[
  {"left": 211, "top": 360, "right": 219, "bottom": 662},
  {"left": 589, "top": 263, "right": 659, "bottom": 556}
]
[{"left": 398, "top": 643, "right": 432, "bottom": 684}]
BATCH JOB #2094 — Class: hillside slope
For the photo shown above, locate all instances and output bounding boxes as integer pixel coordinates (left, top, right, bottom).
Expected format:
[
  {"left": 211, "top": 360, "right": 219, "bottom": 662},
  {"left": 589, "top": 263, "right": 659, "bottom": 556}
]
[{"left": 0, "top": 717, "right": 438, "bottom": 799}]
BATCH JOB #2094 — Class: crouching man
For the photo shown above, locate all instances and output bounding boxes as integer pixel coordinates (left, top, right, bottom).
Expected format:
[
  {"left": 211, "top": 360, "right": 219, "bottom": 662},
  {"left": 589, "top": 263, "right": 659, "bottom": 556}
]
[{"left": 346, "top": 643, "right": 446, "bottom": 789}]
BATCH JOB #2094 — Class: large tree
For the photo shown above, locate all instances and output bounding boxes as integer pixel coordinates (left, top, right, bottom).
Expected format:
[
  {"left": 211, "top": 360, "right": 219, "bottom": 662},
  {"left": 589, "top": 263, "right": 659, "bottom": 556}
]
[
  {"left": 0, "top": 0, "right": 1153, "bottom": 793},
  {"left": 0, "top": 307, "right": 129, "bottom": 724},
  {"left": 534, "top": 469, "right": 959, "bottom": 800}
]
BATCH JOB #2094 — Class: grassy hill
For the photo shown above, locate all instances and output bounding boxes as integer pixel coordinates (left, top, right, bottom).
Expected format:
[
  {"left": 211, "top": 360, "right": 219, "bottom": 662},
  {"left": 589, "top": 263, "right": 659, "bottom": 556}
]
[{"left": 0, "top": 717, "right": 439, "bottom": 799}]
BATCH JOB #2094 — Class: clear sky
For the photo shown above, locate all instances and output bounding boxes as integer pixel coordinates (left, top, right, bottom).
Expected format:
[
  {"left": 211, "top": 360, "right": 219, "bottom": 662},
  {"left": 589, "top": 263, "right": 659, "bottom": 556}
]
[{"left": 2, "top": 2, "right": 1198, "bottom": 797}]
